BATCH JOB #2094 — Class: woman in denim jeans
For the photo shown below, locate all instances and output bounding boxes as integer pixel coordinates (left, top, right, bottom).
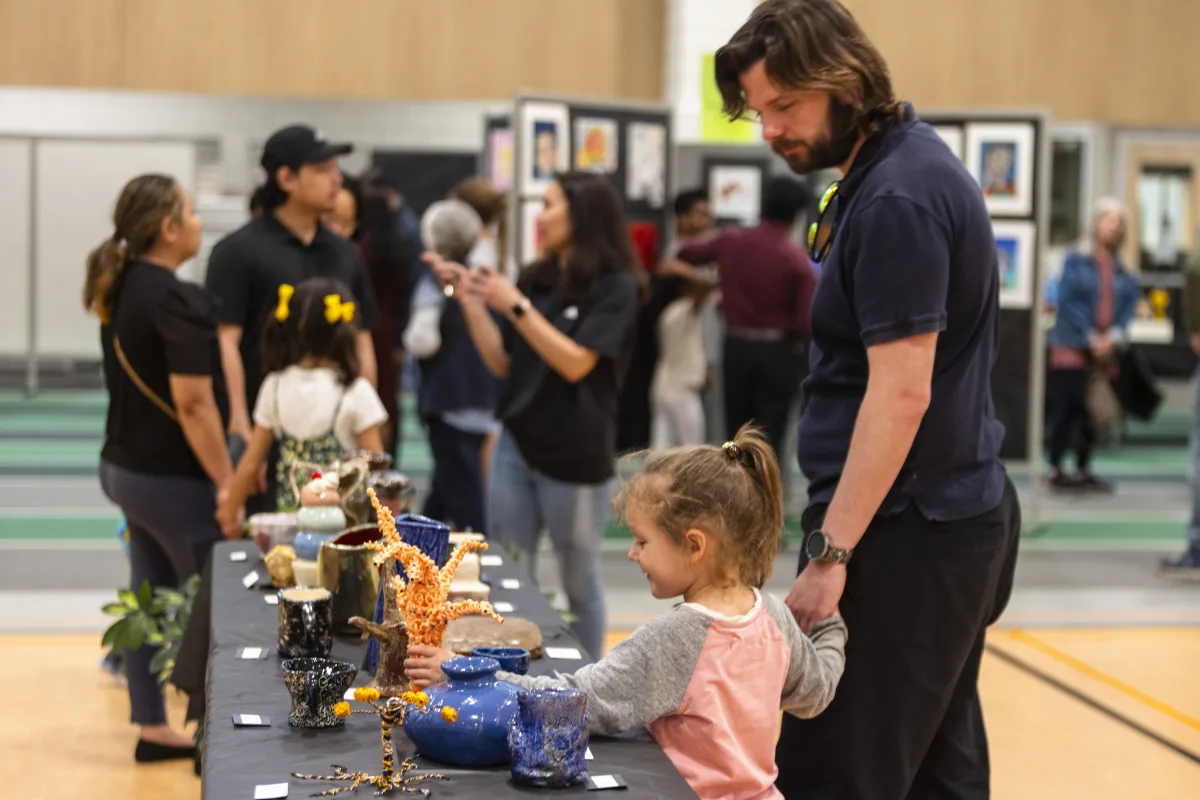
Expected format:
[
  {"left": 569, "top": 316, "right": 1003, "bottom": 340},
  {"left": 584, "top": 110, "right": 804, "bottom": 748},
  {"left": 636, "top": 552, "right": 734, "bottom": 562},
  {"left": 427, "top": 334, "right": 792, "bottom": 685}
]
[
  {"left": 1046, "top": 198, "right": 1139, "bottom": 491},
  {"left": 424, "top": 172, "right": 639, "bottom": 659}
]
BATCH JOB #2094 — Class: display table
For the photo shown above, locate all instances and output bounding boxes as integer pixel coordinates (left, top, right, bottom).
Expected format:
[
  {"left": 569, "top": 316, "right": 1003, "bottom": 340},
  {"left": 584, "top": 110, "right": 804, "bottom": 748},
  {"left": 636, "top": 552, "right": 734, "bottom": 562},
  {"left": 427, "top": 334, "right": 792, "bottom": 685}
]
[{"left": 202, "top": 540, "right": 696, "bottom": 799}]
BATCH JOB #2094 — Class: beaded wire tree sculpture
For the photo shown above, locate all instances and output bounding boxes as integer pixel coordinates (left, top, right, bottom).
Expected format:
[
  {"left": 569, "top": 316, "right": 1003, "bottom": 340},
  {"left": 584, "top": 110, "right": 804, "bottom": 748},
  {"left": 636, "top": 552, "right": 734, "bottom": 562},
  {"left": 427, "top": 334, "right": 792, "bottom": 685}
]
[
  {"left": 364, "top": 489, "right": 503, "bottom": 647},
  {"left": 291, "top": 687, "right": 458, "bottom": 797}
]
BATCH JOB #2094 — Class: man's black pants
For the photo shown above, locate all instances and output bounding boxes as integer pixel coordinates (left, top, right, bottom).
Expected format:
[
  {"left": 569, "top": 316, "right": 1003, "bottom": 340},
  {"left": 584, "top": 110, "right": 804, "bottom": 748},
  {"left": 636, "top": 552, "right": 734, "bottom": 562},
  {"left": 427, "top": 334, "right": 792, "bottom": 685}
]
[
  {"left": 722, "top": 335, "right": 807, "bottom": 458},
  {"left": 776, "top": 476, "right": 1021, "bottom": 800}
]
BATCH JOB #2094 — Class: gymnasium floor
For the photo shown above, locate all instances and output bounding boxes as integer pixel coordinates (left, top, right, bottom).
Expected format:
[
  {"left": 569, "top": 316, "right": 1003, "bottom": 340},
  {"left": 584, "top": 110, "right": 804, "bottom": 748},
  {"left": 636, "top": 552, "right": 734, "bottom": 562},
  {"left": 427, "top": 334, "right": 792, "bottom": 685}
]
[{"left": 1, "top": 390, "right": 1198, "bottom": 797}]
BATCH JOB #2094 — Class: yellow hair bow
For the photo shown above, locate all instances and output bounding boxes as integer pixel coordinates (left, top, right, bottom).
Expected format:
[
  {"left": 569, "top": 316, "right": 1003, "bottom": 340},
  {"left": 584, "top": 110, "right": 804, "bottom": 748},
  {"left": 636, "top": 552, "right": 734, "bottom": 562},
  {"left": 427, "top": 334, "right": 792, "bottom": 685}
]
[
  {"left": 324, "top": 294, "right": 356, "bottom": 325},
  {"left": 275, "top": 284, "right": 295, "bottom": 322}
]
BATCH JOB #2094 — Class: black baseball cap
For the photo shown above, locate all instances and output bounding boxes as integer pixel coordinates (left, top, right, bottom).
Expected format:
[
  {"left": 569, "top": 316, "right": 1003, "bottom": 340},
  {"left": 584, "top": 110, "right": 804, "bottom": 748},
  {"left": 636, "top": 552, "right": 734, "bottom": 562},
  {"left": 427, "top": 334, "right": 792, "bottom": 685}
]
[{"left": 261, "top": 124, "right": 353, "bottom": 173}]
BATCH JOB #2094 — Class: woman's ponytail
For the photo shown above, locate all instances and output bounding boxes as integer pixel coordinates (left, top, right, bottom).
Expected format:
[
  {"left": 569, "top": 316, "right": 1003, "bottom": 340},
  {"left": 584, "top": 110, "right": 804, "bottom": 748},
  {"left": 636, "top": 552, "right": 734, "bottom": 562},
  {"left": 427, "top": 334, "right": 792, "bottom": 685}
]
[{"left": 82, "top": 237, "right": 128, "bottom": 324}]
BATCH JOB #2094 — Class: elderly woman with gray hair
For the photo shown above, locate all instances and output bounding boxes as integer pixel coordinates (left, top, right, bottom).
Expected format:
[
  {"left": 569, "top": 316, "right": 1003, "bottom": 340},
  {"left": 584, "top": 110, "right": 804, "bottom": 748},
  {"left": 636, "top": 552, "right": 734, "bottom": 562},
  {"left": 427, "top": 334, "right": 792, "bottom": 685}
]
[
  {"left": 1046, "top": 198, "right": 1139, "bottom": 492},
  {"left": 402, "top": 199, "right": 500, "bottom": 532}
]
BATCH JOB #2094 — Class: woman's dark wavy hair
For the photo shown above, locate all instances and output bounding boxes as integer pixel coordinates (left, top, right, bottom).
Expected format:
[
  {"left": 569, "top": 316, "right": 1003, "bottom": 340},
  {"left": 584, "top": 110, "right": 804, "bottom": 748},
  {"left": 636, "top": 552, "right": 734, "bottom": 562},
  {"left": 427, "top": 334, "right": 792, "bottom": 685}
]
[
  {"left": 523, "top": 171, "right": 636, "bottom": 301},
  {"left": 261, "top": 277, "right": 360, "bottom": 385},
  {"left": 714, "top": 0, "right": 904, "bottom": 138}
]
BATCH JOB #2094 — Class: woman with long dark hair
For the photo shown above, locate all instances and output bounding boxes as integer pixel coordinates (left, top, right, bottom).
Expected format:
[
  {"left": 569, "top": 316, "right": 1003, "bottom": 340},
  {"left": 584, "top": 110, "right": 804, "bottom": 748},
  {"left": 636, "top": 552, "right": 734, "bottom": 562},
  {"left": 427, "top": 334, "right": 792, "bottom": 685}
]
[
  {"left": 86, "top": 174, "right": 236, "bottom": 762},
  {"left": 426, "top": 171, "right": 639, "bottom": 659}
]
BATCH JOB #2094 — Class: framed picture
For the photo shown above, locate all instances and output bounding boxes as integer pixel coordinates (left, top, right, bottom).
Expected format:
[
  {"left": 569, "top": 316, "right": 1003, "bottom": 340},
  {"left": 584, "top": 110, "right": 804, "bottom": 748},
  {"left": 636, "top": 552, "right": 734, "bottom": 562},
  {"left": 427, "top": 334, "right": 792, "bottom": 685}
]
[
  {"left": 627, "top": 121, "right": 667, "bottom": 208},
  {"left": 520, "top": 198, "right": 543, "bottom": 265},
  {"left": 966, "top": 122, "right": 1035, "bottom": 216},
  {"left": 992, "top": 220, "right": 1036, "bottom": 309},
  {"left": 708, "top": 164, "right": 763, "bottom": 223},
  {"left": 574, "top": 117, "right": 619, "bottom": 174},
  {"left": 932, "top": 125, "right": 963, "bottom": 162},
  {"left": 519, "top": 101, "right": 570, "bottom": 197},
  {"left": 487, "top": 128, "right": 514, "bottom": 193}
]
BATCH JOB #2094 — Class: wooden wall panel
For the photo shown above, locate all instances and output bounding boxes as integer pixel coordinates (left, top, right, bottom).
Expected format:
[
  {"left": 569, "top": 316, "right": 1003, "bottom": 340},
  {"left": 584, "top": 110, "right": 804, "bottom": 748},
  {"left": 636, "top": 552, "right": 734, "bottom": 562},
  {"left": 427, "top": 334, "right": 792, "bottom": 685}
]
[
  {"left": 0, "top": 0, "right": 124, "bottom": 88},
  {"left": 843, "top": 0, "right": 1200, "bottom": 126}
]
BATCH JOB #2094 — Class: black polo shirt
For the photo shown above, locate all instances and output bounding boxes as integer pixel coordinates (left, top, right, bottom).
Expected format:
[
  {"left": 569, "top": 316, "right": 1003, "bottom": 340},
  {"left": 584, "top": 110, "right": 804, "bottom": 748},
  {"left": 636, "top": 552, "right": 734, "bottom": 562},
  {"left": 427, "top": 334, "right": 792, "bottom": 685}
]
[
  {"left": 499, "top": 270, "right": 639, "bottom": 485},
  {"left": 205, "top": 213, "right": 379, "bottom": 407},
  {"left": 101, "top": 261, "right": 229, "bottom": 480},
  {"left": 797, "top": 103, "right": 1006, "bottom": 522}
]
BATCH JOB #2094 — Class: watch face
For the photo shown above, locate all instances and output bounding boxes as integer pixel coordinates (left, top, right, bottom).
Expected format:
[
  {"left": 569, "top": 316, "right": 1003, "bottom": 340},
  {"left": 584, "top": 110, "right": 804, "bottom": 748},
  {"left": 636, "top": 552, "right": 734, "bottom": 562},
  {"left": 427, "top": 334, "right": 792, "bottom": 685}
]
[{"left": 805, "top": 531, "right": 827, "bottom": 560}]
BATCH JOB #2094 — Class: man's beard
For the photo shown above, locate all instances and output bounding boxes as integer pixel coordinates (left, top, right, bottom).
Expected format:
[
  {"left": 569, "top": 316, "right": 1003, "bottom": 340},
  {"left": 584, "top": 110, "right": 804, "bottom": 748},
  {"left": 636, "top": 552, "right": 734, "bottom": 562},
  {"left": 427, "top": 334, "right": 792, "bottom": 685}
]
[{"left": 771, "top": 99, "right": 860, "bottom": 175}]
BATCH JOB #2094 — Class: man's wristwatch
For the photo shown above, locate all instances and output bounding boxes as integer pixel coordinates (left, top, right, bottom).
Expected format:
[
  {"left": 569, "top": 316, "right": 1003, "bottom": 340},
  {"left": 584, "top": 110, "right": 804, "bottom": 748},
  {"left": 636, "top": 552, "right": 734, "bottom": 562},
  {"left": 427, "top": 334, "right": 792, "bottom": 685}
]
[
  {"left": 511, "top": 297, "right": 531, "bottom": 320},
  {"left": 804, "top": 530, "right": 853, "bottom": 565}
]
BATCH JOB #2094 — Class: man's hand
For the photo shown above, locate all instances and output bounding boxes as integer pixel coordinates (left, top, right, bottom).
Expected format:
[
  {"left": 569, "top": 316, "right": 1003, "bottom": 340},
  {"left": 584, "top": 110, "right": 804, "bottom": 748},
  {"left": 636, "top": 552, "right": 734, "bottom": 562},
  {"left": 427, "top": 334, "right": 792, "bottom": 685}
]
[
  {"left": 785, "top": 561, "right": 846, "bottom": 634},
  {"left": 215, "top": 482, "right": 245, "bottom": 539}
]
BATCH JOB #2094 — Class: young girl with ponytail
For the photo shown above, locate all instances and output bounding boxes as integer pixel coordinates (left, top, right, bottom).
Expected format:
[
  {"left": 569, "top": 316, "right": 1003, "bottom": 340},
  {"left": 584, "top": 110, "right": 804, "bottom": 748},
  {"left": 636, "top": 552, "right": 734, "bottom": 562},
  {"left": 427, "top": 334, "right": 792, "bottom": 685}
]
[
  {"left": 216, "top": 278, "right": 389, "bottom": 522},
  {"left": 406, "top": 425, "right": 847, "bottom": 800}
]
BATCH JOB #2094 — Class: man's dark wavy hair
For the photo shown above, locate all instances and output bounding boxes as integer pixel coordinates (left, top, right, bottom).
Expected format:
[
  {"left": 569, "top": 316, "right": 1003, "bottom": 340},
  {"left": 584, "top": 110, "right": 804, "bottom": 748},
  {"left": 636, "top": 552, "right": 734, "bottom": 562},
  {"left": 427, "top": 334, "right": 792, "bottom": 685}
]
[{"left": 714, "top": 0, "right": 904, "bottom": 138}]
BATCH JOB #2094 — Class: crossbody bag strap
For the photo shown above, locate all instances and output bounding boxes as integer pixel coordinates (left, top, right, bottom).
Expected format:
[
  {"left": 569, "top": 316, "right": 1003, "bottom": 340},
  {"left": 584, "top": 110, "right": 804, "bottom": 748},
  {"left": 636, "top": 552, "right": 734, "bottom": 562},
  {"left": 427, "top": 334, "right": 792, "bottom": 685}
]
[{"left": 113, "top": 335, "right": 179, "bottom": 423}]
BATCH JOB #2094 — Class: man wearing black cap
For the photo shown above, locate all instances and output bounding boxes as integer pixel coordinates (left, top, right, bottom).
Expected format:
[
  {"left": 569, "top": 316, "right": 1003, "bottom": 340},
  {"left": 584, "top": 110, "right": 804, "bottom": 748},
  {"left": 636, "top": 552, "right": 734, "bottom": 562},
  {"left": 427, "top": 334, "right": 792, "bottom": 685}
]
[{"left": 206, "top": 124, "right": 379, "bottom": 513}]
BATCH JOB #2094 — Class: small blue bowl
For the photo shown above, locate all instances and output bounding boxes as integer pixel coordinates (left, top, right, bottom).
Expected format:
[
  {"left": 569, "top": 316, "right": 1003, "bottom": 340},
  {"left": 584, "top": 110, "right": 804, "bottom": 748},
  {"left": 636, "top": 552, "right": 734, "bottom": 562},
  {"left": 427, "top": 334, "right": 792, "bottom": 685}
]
[{"left": 473, "top": 646, "right": 530, "bottom": 675}]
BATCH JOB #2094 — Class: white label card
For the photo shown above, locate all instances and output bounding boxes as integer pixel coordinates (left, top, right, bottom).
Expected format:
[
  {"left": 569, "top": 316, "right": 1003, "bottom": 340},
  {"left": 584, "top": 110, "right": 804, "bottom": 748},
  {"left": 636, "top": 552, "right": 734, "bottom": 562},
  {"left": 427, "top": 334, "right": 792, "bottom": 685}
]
[
  {"left": 241, "top": 647, "right": 262, "bottom": 660},
  {"left": 545, "top": 647, "right": 583, "bottom": 660},
  {"left": 242, "top": 571, "right": 260, "bottom": 588},
  {"left": 264, "top": 595, "right": 279, "bottom": 605},
  {"left": 230, "top": 551, "right": 248, "bottom": 562},
  {"left": 500, "top": 579, "right": 521, "bottom": 590},
  {"left": 255, "top": 784, "right": 289, "bottom": 799},
  {"left": 239, "top": 714, "right": 262, "bottom": 725},
  {"left": 592, "top": 776, "right": 619, "bottom": 789},
  {"left": 492, "top": 602, "right": 515, "bottom": 614},
  {"left": 480, "top": 555, "right": 503, "bottom": 566},
  {"left": 586, "top": 747, "right": 594, "bottom": 760}
]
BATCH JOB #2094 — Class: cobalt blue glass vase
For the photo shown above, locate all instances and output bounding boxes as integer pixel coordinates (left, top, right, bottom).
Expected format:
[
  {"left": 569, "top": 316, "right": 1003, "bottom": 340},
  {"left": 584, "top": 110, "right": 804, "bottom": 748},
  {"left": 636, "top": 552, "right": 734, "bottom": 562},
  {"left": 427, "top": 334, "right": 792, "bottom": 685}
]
[
  {"left": 403, "top": 656, "right": 520, "bottom": 767},
  {"left": 509, "top": 687, "right": 590, "bottom": 788},
  {"left": 364, "top": 514, "right": 451, "bottom": 673}
]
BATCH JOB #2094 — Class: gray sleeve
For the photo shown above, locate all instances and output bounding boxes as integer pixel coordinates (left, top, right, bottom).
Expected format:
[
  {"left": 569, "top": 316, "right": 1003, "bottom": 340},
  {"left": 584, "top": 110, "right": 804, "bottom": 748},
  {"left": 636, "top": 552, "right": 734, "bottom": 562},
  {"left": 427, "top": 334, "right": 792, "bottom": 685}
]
[
  {"left": 496, "top": 610, "right": 711, "bottom": 736},
  {"left": 763, "top": 593, "right": 848, "bottom": 719}
]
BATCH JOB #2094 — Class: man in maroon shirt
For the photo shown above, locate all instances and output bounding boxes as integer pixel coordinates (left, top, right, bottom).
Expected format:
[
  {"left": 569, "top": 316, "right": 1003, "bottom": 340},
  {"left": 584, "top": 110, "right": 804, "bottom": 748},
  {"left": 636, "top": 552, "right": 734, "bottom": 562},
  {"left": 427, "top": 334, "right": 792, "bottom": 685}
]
[{"left": 672, "top": 176, "right": 815, "bottom": 458}]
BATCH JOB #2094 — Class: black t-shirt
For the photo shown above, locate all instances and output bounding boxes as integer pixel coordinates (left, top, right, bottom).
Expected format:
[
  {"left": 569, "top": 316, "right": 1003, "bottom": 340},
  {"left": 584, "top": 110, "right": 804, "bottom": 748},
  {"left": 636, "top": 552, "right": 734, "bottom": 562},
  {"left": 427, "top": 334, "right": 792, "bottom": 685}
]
[
  {"left": 204, "top": 213, "right": 380, "bottom": 408},
  {"left": 797, "top": 103, "right": 1007, "bottom": 522},
  {"left": 499, "top": 270, "right": 639, "bottom": 484},
  {"left": 100, "top": 261, "right": 230, "bottom": 480}
]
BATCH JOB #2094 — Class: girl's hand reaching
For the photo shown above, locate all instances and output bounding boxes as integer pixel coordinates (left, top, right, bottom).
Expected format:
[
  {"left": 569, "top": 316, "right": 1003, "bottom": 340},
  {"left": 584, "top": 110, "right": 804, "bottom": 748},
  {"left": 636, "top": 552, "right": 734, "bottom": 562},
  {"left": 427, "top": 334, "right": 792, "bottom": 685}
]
[{"left": 404, "top": 645, "right": 455, "bottom": 690}]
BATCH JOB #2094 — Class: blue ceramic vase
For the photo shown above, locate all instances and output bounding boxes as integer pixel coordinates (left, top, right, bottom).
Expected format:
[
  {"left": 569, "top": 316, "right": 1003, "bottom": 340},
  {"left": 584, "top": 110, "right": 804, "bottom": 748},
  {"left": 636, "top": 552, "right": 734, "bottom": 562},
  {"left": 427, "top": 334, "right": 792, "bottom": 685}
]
[
  {"left": 364, "top": 514, "right": 451, "bottom": 674},
  {"left": 509, "top": 687, "right": 590, "bottom": 788},
  {"left": 403, "top": 657, "right": 520, "bottom": 767}
]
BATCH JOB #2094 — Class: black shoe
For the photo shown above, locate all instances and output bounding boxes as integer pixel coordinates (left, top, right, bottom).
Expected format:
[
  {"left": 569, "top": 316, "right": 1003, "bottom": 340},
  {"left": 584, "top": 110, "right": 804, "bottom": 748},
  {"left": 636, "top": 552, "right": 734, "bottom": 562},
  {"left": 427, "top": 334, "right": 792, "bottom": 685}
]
[
  {"left": 135, "top": 739, "right": 197, "bottom": 763},
  {"left": 1159, "top": 550, "right": 1200, "bottom": 579},
  {"left": 1047, "top": 470, "right": 1085, "bottom": 492},
  {"left": 1076, "top": 472, "right": 1115, "bottom": 494}
]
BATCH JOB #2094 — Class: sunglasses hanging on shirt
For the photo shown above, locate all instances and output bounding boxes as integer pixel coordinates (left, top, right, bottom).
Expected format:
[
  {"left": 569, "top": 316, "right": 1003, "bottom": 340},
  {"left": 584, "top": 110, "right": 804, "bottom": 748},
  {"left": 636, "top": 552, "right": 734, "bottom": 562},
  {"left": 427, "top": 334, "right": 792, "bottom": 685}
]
[{"left": 807, "top": 180, "right": 841, "bottom": 263}]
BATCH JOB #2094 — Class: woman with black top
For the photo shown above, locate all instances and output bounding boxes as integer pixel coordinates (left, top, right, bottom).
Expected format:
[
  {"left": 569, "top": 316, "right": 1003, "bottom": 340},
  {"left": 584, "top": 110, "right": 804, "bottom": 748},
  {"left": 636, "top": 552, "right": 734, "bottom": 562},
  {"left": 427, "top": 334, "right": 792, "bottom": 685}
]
[
  {"left": 425, "top": 171, "right": 639, "bottom": 659},
  {"left": 84, "top": 174, "right": 237, "bottom": 763}
]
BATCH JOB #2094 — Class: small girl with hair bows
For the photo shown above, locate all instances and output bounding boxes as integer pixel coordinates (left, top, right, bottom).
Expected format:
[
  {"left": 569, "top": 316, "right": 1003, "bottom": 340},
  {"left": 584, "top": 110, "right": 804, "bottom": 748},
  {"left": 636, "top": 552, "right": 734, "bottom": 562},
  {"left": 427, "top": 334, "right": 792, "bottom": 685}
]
[
  {"left": 216, "top": 277, "right": 388, "bottom": 520},
  {"left": 405, "top": 424, "right": 847, "bottom": 800}
]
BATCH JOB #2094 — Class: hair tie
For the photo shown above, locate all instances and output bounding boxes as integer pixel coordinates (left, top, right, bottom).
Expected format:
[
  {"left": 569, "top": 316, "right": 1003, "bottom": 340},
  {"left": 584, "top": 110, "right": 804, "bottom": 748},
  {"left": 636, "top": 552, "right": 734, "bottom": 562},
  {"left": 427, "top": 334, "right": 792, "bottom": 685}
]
[
  {"left": 275, "top": 284, "right": 294, "bottom": 322},
  {"left": 324, "top": 294, "right": 355, "bottom": 325},
  {"left": 722, "top": 441, "right": 742, "bottom": 462}
]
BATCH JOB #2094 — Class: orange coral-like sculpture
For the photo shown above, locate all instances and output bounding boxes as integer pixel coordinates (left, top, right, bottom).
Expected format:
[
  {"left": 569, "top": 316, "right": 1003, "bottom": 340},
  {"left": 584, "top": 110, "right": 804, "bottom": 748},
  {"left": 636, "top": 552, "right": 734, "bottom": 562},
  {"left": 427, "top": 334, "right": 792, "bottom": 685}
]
[{"left": 366, "top": 489, "right": 503, "bottom": 647}]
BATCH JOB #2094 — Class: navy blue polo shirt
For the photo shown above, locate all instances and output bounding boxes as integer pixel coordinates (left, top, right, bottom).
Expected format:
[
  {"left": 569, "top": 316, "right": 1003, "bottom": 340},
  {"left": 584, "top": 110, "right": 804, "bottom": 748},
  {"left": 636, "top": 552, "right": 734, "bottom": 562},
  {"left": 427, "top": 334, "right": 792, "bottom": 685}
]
[{"left": 797, "top": 103, "right": 1006, "bottom": 522}]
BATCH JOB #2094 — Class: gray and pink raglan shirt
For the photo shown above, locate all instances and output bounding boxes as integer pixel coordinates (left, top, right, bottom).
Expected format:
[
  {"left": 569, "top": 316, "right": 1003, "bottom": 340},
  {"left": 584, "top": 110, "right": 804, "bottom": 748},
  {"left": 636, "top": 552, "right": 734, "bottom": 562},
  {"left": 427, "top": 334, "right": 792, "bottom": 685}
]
[{"left": 500, "top": 589, "right": 848, "bottom": 799}]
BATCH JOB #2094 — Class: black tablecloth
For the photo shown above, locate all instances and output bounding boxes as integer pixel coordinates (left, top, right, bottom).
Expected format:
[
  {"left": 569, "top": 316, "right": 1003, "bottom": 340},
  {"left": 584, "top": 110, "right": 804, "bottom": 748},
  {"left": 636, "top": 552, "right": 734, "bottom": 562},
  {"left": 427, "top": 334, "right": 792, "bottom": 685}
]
[{"left": 203, "top": 540, "right": 696, "bottom": 799}]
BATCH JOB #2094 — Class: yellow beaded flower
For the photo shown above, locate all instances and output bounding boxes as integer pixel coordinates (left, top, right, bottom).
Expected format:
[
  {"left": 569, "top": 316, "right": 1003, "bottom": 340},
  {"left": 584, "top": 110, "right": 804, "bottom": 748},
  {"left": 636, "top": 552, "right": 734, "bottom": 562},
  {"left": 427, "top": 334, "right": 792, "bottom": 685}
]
[
  {"left": 333, "top": 701, "right": 352, "bottom": 718},
  {"left": 441, "top": 706, "right": 458, "bottom": 723},
  {"left": 354, "top": 687, "right": 381, "bottom": 703},
  {"left": 413, "top": 691, "right": 429, "bottom": 708}
]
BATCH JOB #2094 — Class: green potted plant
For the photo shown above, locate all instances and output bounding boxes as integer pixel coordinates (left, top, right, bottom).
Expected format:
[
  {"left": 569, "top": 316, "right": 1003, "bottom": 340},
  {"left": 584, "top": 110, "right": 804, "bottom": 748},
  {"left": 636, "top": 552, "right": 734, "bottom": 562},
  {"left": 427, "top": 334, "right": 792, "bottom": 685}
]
[{"left": 100, "top": 574, "right": 201, "bottom": 685}]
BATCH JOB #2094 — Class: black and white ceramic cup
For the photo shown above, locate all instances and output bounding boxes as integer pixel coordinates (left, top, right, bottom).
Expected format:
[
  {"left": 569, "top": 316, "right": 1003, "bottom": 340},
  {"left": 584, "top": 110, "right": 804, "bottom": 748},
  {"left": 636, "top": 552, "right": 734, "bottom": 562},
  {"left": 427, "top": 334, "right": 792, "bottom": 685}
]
[{"left": 278, "top": 586, "right": 334, "bottom": 658}]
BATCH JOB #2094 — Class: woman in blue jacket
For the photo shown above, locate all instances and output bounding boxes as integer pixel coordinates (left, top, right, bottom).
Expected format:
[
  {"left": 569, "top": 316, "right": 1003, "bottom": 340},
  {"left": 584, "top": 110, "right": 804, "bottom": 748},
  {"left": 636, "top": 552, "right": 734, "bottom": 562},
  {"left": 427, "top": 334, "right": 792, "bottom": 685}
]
[{"left": 1046, "top": 199, "right": 1139, "bottom": 491}]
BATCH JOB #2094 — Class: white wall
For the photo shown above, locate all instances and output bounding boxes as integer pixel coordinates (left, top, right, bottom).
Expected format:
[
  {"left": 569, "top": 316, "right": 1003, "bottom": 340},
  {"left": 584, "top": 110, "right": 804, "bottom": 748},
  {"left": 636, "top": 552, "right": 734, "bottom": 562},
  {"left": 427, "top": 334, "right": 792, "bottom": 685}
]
[{"left": 0, "top": 87, "right": 504, "bottom": 193}]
